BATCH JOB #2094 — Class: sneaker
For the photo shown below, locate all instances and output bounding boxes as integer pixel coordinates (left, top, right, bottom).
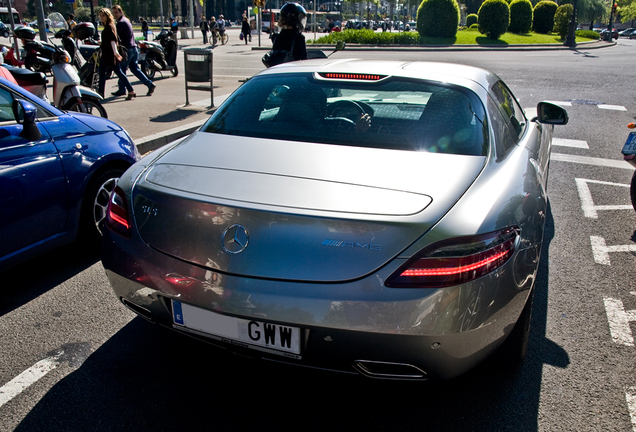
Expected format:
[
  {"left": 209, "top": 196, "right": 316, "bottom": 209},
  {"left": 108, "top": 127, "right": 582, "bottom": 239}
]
[
  {"left": 125, "top": 92, "right": 136, "bottom": 100},
  {"left": 147, "top": 84, "right": 156, "bottom": 96},
  {"left": 111, "top": 90, "right": 126, "bottom": 96}
]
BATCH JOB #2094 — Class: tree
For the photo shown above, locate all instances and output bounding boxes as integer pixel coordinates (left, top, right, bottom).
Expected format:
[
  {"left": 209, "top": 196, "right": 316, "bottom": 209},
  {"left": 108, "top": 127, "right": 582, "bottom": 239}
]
[
  {"left": 553, "top": 3, "right": 573, "bottom": 39},
  {"left": 533, "top": 0, "right": 557, "bottom": 33},
  {"left": 478, "top": 0, "right": 510, "bottom": 39},
  {"left": 508, "top": 0, "right": 532, "bottom": 33},
  {"left": 417, "top": 0, "right": 460, "bottom": 37}
]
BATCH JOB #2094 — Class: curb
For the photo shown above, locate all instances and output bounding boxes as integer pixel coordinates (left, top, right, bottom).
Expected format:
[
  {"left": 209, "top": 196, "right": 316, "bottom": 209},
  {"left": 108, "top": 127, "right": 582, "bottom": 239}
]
[{"left": 136, "top": 119, "right": 206, "bottom": 154}]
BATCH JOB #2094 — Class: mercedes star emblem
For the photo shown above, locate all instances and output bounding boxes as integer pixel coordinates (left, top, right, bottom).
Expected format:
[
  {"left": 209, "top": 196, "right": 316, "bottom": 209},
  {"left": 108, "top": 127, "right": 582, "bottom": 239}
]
[{"left": 221, "top": 224, "right": 249, "bottom": 254}]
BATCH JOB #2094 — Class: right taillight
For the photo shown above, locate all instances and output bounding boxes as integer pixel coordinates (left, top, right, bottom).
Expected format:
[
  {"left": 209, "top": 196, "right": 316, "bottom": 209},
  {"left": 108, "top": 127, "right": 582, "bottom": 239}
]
[
  {"left": 385, "top": 227, "right": 520, "bottom": 288},
  {"left": 106, "top": 185, "right": 131, "bottom": 238}
]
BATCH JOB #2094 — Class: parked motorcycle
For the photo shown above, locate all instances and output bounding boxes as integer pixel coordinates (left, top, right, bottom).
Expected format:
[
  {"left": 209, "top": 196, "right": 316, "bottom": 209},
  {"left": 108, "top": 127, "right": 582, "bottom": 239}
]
[
  {"left": 139, "top": 29, "right": 178, "bottom": 80},
  {"left": 16, "top": 25, "right": 57, "bottom": 74},
  {"left": 622, "top": 123, "right": 636, "bottom": 211}
]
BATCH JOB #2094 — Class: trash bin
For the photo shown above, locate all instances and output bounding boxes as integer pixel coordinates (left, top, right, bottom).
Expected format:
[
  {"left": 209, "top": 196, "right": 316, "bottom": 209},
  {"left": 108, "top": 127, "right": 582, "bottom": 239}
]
[
  {"left": 180, "top": 28, "right": 189, "bottom": 39},
  {"left": 183, "top": 48, "right": 213, "bottom": 107}
]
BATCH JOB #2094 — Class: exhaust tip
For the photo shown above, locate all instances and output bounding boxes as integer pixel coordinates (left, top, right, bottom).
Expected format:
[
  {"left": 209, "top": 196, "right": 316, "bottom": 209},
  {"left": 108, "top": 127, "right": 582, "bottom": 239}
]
[
  {"left": 354, "top": 360, "right": 428, "bottom": 380},
  {"left": 121, "top": 298, "right": 155, "bottom": 323}
]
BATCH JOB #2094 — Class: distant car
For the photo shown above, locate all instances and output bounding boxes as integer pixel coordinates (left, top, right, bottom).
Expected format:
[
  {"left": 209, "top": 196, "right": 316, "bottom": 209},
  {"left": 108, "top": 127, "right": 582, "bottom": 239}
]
[
  {"left": 599, "top": 28, "right": 618, "bottom": 40},
  {"left": 0, "top": 76, "right": 140, "bottom": 271},
  {"left": 102, "top": 59, "right": 569, "bottom": 380},
  {"left": 27, "top": 18, "right": 52, "bottom": 30},
  {"left": 0, "top": 21, "right": 9, "bottom": 38},
  {"left": 619, "top": 28, "right": 635, "bottom": 36}
]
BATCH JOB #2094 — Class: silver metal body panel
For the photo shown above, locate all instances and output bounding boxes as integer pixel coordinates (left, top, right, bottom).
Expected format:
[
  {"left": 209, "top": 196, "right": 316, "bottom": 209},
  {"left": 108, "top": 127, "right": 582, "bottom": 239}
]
[{"left": 102, "top": 60, "right": 555, "bottom": 379}]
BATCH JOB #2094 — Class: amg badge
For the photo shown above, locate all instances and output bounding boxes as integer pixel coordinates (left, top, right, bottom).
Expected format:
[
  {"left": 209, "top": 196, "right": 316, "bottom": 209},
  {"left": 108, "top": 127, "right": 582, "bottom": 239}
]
[{"left": 322, "top": 239, "right": 382, "bottom": 251}]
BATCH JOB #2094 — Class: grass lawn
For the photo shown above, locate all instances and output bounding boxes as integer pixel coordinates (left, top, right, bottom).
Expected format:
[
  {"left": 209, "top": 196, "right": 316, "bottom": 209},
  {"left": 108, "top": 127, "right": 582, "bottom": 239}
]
[{"left": 312, "top": 28, "right": 596, "bottom": 45}]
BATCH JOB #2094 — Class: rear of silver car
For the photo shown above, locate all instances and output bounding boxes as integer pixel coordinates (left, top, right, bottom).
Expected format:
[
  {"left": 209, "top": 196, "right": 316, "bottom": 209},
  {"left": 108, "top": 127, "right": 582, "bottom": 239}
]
[{"left": 102, "top": 62, "right": 556, "bottom": 379}]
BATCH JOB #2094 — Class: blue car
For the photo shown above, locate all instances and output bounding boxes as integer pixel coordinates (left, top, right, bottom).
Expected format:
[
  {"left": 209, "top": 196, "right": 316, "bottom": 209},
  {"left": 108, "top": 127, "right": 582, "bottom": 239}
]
[{"left": 0, "top": 77, "right": 139, "bottom": 271}]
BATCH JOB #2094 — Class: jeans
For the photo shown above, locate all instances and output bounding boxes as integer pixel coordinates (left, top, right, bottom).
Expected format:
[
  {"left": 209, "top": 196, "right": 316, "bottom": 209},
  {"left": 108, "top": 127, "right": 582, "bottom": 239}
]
[
  {"left": 117, "top": 46, "right": 153, "bottom": 92},
  {"left": 98, "top": 59, "right": 132, "bottom": 97}
]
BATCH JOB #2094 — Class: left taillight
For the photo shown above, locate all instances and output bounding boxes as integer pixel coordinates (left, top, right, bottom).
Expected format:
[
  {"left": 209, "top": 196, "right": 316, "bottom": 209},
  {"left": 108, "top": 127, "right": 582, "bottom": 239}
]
[
  {"left": 106, "top": 185, "right": 131, "bottom": 238},
  {"left": 385, "top": 227, "right": 520, "bottom": 289}
]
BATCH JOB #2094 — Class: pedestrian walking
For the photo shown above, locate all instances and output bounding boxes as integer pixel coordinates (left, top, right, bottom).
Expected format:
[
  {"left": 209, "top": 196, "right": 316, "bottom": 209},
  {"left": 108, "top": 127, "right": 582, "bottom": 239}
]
[
  {"left": 111, "top": 5, "right": 156, "bottom": 97},
  {"left": 141, "top": 17, "right": 149, "bottom": 40},
  {"left": 241, "top": 16, "right": 250, "bottom": 44},
  {"left": 200, "top": 15, "right": 209, "bottom": 44},
  {"left": 97, "top": 8, "right": 134, "bottom": 100}
]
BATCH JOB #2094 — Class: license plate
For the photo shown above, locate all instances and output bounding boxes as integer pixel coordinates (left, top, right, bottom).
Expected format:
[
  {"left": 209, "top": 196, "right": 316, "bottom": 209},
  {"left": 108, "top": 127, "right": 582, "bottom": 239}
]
[
  {"left": 172, "top": 300, "right": 301, "bottom": 358},
  {"left": 139, "top": 53, "right": 146, "bottom": 61},
  {"left": 623, "top": 132, "right": 636, "bottom": 155}
]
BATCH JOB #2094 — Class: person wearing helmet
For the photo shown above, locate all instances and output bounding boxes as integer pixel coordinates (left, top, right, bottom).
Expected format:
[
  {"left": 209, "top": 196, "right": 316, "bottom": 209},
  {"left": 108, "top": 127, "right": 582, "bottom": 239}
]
[{"left": 271, "top": 2, "right": 307, "bottom": 61}]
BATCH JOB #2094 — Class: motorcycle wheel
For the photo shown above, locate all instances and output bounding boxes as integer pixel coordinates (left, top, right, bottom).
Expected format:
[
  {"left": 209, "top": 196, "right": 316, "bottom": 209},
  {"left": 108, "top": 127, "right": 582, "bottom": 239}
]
[
  {"left": 24, "top": 54, "right": 46, "bottom": 73},
  {"left": 2, "top": 31, "right": 8, "bottom": 38},
  {"left": 143, "top": 56, "right": 156, "bottom": 80},
  {"left": 171, "top": 64, "right": 178, "bottom": 77},
  {"left": 64, "top": 97, "right": 108, "bottom": 118},
  {"left": 630, "top": 171, "right": 636, "bottom": 212}
]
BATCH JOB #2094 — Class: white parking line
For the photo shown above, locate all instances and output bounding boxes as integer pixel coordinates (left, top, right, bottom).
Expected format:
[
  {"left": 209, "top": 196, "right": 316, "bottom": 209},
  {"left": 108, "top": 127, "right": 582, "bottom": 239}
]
[
  {"left": 599, "top": 104, "right": 627, "bottom": 111},
  {"left": 575, "top": 178, "right": 631, "bottom": 218},
  {"left": 552, "top": 153, "right": 633, "bottom": 169},
  {"left": 553, "top": 138, "right": 589, "bottom": 149},
  {"left": 603, "top": 297, "right": 636, "bottom": 347},
  {"left": 626, "top": 387, "right": 636, "bottom": 431},
  {"left": 0, "top": 351, "right": 63, "bottom": 409},
  {"left": 591, "top": 236, "right": 636, "bottom": 265}
]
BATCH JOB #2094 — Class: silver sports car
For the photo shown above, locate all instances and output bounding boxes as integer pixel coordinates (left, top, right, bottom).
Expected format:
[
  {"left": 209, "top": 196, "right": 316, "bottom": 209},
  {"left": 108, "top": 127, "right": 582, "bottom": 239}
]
[{"left": 102, "top": 60, "right": 568, "bottom": 380}]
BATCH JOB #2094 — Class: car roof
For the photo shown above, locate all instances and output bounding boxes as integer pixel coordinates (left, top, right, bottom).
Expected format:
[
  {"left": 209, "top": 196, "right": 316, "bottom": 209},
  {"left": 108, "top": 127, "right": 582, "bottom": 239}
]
[{"left": 258, "top": 59, "right": 499, "bottom": 94}]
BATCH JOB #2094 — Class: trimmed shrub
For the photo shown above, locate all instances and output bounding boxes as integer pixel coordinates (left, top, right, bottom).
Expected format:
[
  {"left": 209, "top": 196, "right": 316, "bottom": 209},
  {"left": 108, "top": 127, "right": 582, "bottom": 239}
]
[
  {"left": 533, "top": 1, "right": 558, "bottom": 34},
  {"left": 416, "top": 0, "right": 460, "bottom": 38},
  {"left": 468, "top": 23, "right": 480, "bottom": 30},
  {"left": 576, "top": 29, "right": 600, "bottom": 39},
  {"left": 478, "top": 0, "right": 510, "bottom": 40},
  {"left": 553, "top": 4, "right": 573, "bottom": 39},
  {"left": 466, "top": 13, "right": 478, "bottom": 27},
  {"left": 508, "top": 0, "right": 533, "bottom": 33}
]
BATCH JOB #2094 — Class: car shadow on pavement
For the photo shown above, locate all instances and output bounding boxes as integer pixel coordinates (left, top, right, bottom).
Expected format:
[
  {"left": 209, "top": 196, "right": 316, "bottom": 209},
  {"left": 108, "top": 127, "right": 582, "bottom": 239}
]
[
  {"left": 149, "top": 108, "right": 209, "bottom": 123},
  {"left": 0, "top": 243, "right": 100, "bottom": 318},
  {"left": 12, "top": 205, "right": 568, "bottom": 432}
]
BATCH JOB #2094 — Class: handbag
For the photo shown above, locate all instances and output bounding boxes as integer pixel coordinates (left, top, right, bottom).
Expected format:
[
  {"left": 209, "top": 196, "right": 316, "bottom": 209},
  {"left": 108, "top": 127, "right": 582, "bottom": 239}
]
[
  {"left": 240, "top": 32, "right": 244, "bottom": 40},
  {"left": 262, "top": 34, "right": 297, "bottom": 68},
  {"left": 118, "top": 45, "right": 128, "bottom": 62}
]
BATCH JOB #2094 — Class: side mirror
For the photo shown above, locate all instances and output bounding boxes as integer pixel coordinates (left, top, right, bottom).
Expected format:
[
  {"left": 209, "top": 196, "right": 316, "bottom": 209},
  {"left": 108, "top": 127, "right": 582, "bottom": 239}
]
[
  {"left": 536, "top": 102, "right": 568, "bottom": 125},
  {"left": 13, "top": 99, "right": 42, "bottom": 141}
]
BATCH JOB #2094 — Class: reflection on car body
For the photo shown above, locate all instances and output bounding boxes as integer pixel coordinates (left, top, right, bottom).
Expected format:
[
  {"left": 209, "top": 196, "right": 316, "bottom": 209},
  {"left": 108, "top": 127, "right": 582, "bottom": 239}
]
[
  {"left": 102, "top": 60, "right": 567, "bottom": 380},
  {"left": 0, "top": 76, "right": 139, "bottom": 271}
]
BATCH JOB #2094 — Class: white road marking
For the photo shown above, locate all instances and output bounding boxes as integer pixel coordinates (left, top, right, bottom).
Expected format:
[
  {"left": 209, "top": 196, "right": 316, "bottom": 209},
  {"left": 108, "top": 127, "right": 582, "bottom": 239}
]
[
  {"left": 603, "top": 297, "right": 636, "bottom": 347},
  {"left": 0, "top": 351, "right": 63, "bottom": 408},
  {"left": 553, "top": 138, "right": 589, "bottom": 149},
  {"left": 546, "top": 101, "right": 573, "bottom": 107},
  {"left": 575, "top": 178, "right": 631, "bottom": 218},
  {"left": 552, "top": 153, "right": 633, "bottom": 170},
  {"left": 626, "top": 387, "right": 636, "bottom": 431},
  {"left": 598, "top": 104, "right": 627, "bottom": 111},
  {"left": 591, "top": 236, "right": 636, "bottom": 265}
]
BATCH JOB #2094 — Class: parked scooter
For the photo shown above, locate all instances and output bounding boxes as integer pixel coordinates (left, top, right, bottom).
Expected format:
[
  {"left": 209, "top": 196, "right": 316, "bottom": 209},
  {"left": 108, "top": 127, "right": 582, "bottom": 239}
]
[
  {"left": 622, "top": 123, "right": 636, "bottom": 211},
  {"left": 16, "top": 25, "right": 57, "bottom": 74},
  {"left": 139, "top": 29, "right": 178, "bottom": 79}
]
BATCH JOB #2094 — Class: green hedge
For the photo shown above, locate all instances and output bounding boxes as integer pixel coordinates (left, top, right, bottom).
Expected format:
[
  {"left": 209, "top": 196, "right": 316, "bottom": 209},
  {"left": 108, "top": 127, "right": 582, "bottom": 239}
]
[
  {"left": 466, "top": 13, "right": 478, "bottom": 27},
  {"left": 416, "top": 0, "right": 460, "bottom": 38},
  {"left": 553, "top": 4, "right": 573, "bottom": 39},
  {"left": 314, "top": 29, "right": 421, "bottom": 45},
  {"left": 533, "top": 1, "right": 558, "bottom": 34},
  {"left": 508, "top": 0, "right": 533, "bottom": 34},
  {"left": 478, "top": 0, "right": 510, "bottom": 40},
  {"left": 576, "top": 29, "right": 600, "bottom": 39}
]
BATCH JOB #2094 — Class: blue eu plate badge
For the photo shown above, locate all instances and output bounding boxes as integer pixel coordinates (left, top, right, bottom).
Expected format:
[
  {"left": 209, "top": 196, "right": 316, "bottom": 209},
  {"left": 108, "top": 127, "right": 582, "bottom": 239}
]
[{"left": 172, "top": 300, "right": 184, "bottom": 325}]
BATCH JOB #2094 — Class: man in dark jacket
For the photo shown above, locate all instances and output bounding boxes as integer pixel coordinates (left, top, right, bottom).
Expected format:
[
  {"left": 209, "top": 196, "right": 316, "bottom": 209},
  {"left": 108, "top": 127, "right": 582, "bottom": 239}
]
[
  {"left": 112, "top": 5, "right": 156, "bottom": 97},
  {"left": 200, "top": 15, "right": 209, "bottom": 44}
]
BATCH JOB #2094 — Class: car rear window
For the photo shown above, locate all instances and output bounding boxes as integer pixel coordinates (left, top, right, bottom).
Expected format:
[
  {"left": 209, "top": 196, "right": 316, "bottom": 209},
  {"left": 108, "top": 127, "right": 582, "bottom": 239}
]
[{"left": 202, "top": 73, "right": 488, "bottom": 156}]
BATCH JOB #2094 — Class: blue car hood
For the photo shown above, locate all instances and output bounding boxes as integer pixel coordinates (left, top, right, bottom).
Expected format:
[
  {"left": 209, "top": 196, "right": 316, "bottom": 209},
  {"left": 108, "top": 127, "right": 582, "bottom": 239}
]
[{"left": 72, "top": 113, "right": 123, "bottom": 133}]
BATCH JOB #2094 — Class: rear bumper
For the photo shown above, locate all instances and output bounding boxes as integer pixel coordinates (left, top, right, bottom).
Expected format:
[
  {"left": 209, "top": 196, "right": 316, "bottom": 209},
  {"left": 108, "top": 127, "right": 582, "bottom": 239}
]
[{"left": 102, "top": 232, "right": 536, "bottom": 380}]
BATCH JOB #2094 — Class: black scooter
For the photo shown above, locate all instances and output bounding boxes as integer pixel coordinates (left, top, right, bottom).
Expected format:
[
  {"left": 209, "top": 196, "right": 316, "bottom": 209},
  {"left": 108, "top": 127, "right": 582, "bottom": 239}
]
[{"left": 139, "top": 29, "right": 178, "bottom": 80}]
